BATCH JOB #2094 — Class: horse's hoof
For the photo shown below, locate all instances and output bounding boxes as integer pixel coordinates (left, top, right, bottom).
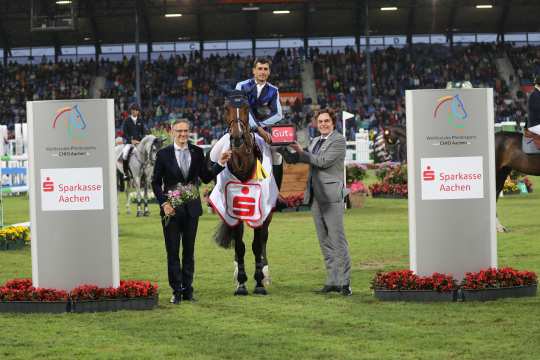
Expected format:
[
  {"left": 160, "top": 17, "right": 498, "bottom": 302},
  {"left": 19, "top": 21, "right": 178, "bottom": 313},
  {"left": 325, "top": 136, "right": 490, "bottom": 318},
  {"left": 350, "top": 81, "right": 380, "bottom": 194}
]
[
  {"left": 234, "top": 284, "right": 248, "bottom": 296},
  {"left": 143, "top": 211, "right": 150, "bottom": 217},
  {"left": 253, "top": 286, "right": 267, "bottom": 295},
  {"left": 262, "top": 265, "right": 271, "bottom": 286},
  {"left": 136, "top": 211, "right": 143, "bottom": 217}
]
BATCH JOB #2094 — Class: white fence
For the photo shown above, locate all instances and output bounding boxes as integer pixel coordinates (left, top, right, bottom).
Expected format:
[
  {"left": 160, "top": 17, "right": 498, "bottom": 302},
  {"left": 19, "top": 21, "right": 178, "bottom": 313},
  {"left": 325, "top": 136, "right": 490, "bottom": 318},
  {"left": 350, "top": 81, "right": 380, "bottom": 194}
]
[{"left": 346, "top": 129, "right": 373, "bottom": 163}]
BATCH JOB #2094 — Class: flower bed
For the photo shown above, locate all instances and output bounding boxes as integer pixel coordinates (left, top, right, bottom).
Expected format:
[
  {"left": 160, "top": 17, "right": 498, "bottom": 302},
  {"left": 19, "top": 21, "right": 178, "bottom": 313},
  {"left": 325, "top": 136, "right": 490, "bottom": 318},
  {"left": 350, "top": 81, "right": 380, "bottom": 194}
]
[
  {"left": 369, "top": 164, "right": 408, "bottom": 199},
  {"left": 369, "top": 183, "right": 408, "bottom": 198},
  {"left": 279, "top": 192, "right": 308, "bottom": 212},
  {"left": 0, "top": 279, "right": 69, "bottom": 313},
  {"left": 372, "top": 270, "right": 457, "bottom": 301},
  {"left": 0, "top": 279, "right": 159, "bottom": 313},
  {"left": 372, "top": 268, "right": 538, "bottom": 302},
  {"left": 0, "top": 226, "right": 30, "bottom": 251},
  {"left": 503, "top": 171, "right": 534, "bottom": 194},
  {"left": 461, "top": 267, "right": 537, "bottom": 301}
]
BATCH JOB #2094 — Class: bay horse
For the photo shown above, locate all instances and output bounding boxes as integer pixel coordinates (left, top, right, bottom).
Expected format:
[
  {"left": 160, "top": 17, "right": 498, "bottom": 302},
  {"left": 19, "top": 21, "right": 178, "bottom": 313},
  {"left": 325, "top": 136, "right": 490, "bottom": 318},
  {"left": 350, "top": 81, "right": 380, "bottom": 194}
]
[
  {"left": 213, "top": 93, "right": 274, "bottom": 296},
  {"left": 115, "top": 134, "right": 163, "bottom": 216},
  {"left": 494, "top": 131, "right": 540, "bottom": 231},
  {"left": 383, "top": 125, "right": 540, "bottom": 232}
]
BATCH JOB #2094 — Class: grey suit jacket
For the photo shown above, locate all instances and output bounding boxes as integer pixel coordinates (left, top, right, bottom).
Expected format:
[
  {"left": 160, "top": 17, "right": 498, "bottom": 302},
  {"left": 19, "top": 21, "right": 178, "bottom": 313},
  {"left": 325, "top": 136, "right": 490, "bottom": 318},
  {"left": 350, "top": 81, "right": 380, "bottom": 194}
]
[{"left": 282, "top": 131, "right": 346, "bottom": 205}]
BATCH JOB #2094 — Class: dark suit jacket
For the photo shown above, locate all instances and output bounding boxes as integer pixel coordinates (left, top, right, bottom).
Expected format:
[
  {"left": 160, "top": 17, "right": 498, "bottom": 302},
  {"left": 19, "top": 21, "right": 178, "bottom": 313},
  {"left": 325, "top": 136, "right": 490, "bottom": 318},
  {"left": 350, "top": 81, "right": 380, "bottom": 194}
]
[
  {"left": 528, "top": 87, "right": 540, "bottom": 128},
  {"left": 152, "top": 143, "right": 224, "bottom": 218},
  {"left": 122, "top": 117, "right": 146, "bottom": 143}
]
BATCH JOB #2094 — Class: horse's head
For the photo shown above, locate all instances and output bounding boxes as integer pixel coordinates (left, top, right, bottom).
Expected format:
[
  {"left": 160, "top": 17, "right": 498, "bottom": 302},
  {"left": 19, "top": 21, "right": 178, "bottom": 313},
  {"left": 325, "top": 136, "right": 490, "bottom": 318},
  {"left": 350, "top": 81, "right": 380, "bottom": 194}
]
[
  {"left": 137, "top": 135, "right": 162, "bottom": 165},
  {"left": 383, "top": 126, "right": 405, "bottom": 145},
  {"left": 224, "top": 90, "right": 257, "bottom": 182},
  {"left": 225, "top": 91, "right": 252, "bottom": 150}
]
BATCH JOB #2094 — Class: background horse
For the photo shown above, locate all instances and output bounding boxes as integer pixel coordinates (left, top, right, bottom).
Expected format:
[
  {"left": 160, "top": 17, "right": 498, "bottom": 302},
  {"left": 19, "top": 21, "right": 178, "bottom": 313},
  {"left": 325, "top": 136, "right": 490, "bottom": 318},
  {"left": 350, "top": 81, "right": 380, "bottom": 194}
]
[
  {"left": 213, "top": 99, "right": 273, "bottom": 296},
  {"left": 495, "top": 131, "right": 540, "bottom": 231},
  {"left": 383, "top": 125, "right": 540, "bottom": 232},
  {"left": 382, "top": 125, "right": 407, "bottom": 163},
  {"left": 115, "top": 134, "right": 162, "bottom": 216}
]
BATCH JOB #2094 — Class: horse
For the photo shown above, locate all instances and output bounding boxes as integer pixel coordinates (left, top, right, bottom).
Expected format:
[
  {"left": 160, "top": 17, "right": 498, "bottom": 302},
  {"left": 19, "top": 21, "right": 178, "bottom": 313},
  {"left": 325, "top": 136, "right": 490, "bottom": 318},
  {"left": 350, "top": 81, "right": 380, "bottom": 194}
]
[
  {"left": 382, "top": 124, "right": 540, "bottom": 232},
  {"left": 382, "top": 125, "right": 407, "bottom": 163},
  {"left": 494, "top": 131, "right": 540, "bottom": 231},
  {"left": 212, "top": 95, "right": 274, "bottom": 296},
  {"left": 115, "top": 134, "right": 163, "bottom": 216}
]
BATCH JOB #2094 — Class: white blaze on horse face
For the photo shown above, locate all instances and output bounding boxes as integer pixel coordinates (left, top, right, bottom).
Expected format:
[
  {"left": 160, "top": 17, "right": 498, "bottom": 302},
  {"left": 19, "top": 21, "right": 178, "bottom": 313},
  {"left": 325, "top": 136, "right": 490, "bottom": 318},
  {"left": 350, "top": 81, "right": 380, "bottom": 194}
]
[{"left": 236, "top": 108, "right": 243, "bottom": 135}]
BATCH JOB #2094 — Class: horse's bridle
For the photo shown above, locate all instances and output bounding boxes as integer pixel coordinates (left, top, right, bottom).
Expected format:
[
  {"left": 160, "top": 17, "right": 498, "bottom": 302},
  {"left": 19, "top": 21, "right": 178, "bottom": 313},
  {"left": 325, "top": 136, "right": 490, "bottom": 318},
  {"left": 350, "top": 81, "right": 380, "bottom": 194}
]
[{"left": 227, "top": 91, "right": 252, "bottom": 154}]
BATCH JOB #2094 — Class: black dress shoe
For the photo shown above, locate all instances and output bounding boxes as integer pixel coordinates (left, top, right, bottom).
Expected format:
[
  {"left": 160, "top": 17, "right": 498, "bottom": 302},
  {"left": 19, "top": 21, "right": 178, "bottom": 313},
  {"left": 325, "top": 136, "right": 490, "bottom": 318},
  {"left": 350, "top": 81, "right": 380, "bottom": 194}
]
[
  {"left": 341, "top": 285, "right": 352, "bottom": 296},
  {"left": 316, "top": 285, "right": 341, "bottom": 293},
  {"left": 170, "top": 292, "right": 182, "bottom": 304},
  {"left": 183, "top": 292, "right": 196, "bottom": 302}
]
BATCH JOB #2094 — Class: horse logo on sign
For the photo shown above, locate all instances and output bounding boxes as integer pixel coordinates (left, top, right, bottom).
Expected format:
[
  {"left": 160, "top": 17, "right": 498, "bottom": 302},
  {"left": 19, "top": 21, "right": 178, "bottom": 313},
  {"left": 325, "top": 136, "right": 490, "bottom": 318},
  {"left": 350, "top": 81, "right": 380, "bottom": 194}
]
[
  {"left": 433, "top": 94, "right": 468, "bottom": 131},
  {"left": 52, "top": 104, "right": 88, "bottom": 143}
]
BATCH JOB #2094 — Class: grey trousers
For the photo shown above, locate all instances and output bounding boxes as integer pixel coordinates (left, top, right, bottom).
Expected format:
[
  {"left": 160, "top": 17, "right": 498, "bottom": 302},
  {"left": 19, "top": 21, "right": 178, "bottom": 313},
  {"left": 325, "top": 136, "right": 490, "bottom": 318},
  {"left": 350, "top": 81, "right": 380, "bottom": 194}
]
[{"left": 311, "top": 199, "right": 351, "bottom": 286}]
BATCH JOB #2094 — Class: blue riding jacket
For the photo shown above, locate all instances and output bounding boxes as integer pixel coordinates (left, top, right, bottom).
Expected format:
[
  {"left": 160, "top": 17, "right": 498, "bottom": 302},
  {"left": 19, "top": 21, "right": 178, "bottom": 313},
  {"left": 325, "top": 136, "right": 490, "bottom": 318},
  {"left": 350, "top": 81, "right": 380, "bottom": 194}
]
[{"left": 235, "top": 78, "right": 283, "bottom": 129}]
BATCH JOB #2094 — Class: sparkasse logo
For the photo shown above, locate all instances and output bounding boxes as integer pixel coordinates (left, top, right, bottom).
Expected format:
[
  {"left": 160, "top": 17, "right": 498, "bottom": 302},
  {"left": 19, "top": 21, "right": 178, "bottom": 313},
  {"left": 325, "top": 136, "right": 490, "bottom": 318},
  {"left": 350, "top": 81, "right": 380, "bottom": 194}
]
[
  {"left": 423, "top": 166, "right": 435, "bottom": 181},
  {"left": 42, "top": 177, "right": 54, "bottom": 192}
]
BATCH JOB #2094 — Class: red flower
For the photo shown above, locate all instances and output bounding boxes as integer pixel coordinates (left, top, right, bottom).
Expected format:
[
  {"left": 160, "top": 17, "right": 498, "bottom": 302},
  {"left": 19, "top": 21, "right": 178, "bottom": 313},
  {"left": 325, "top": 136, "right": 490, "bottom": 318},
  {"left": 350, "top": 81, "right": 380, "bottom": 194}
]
[
  {"left": 371, "top": 270, "right": 457, "bottom": 292},
  {"left": 461, "top": 267, "right": 538, "bottom": 289}
]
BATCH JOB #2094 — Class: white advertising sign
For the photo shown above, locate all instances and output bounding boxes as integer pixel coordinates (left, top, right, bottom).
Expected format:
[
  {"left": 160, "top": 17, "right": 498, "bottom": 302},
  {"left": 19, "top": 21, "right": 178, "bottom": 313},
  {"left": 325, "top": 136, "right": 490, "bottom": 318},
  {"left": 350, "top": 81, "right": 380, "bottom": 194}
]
[
  {"left": 421, "top": 156, "right": 484, "bottom": 200},
  {"left": 41, "top": 167, "right": 104, "bottom": 211}
]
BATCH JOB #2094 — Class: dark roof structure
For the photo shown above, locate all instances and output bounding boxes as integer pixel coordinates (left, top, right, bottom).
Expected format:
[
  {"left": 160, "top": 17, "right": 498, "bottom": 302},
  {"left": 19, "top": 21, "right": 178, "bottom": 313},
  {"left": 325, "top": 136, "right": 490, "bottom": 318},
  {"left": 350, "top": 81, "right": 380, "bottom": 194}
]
[{"left": 0, "top": 0, "right": 539, "bottom": 50}]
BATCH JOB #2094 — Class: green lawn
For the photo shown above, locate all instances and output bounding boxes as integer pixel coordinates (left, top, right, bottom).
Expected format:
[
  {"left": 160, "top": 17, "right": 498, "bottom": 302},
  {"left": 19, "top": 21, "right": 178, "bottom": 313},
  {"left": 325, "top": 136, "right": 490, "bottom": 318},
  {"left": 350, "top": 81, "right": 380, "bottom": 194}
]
[{"left": 1, "top": 179, "right": 540, "bottom": 360}]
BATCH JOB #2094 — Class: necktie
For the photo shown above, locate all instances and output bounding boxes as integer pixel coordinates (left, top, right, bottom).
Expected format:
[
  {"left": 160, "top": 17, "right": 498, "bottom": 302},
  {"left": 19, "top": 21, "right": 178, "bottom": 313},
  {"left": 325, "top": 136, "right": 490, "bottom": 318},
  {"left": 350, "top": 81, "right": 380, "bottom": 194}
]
[
  {"left": 312, "top": 138, "right": 326, "bottom": 154},
  {"left": 177, "top": 149, "right": 189, "bottom": 178}
]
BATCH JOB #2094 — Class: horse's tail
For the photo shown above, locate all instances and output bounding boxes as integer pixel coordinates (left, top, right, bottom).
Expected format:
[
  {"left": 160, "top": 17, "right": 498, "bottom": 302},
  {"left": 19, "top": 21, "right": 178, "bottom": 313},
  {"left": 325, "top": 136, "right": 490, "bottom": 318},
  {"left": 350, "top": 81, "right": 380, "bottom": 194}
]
[{"left": 214, "top": 222, "right": 235, "bottom": 249}]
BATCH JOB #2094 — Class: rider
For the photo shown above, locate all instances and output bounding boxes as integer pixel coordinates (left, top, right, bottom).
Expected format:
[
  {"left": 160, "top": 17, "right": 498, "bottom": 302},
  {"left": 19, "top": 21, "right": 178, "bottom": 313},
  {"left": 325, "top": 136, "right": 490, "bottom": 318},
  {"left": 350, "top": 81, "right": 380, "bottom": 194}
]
[
  {"left": 211, "top": 57, "right": 284, "bottom": 187},
  {"left": 527, "top": 75, "right": 540, "bottom": 138},
  {"left": 122, "top": 103, "right": 146, "bottom": 179}
]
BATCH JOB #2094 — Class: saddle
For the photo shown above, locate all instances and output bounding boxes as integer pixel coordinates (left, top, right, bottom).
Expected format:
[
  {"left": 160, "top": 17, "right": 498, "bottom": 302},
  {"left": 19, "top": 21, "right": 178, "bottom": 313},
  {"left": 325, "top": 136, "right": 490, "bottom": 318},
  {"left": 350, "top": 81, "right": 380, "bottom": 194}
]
[{"left": 523, "top": 129, "right": 540, "bottom": 154}]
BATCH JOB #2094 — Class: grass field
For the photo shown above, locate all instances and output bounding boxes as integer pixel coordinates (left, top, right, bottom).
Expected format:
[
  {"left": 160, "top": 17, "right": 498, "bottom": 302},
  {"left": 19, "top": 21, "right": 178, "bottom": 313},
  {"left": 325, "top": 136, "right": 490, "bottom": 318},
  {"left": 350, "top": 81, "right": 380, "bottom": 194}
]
[{"left": 1, "top": 177, "right": 540, "bottom": 359}]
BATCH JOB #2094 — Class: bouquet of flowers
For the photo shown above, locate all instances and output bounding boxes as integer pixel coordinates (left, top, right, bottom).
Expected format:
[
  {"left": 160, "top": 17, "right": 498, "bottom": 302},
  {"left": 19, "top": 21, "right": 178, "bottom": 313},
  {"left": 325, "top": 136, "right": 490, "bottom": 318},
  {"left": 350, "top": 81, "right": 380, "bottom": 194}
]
[{"left": 163, "top": 183, "right": 199, "bottom": 226}]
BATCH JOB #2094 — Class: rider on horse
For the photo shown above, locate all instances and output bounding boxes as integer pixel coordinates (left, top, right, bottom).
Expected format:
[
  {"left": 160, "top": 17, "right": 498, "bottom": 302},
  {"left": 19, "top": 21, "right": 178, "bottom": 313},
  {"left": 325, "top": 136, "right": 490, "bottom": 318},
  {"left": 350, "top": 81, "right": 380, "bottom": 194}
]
[
  {"left": 122, "top": 103, "right": 147, "bottom": 179},
  {"left": 211, "top": 57, "right": 283, "bottom": 182},
  {"left": 525, "top": 76, "right": 540, "bottom": 149}
]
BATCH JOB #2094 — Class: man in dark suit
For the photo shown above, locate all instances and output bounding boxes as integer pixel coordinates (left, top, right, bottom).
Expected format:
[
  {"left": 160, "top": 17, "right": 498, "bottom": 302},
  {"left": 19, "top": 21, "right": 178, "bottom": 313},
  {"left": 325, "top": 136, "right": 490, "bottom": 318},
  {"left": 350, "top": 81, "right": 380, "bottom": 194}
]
[
  {"left": 279, "top": 109, "right": 352, "bottom": 296},
  {"left": 121, "top": 103, "right": 146, "bottom": 179},
  {"left": 152, "top": 119, "right": 231, "bottom": 304},
  {"left": 527, "top": 76, "right": 540, "bottom": 136}
]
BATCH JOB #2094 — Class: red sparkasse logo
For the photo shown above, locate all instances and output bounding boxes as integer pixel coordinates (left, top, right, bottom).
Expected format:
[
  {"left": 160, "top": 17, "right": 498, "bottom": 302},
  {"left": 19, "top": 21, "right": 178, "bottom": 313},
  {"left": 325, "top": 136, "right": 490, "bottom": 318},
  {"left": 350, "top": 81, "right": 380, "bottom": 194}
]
[
  {"left": 42, "top": 177, "right": 54, "bottom": 192},
  {"left": 232, "top": 186, "right": 256, "bottom": 217},
  {"left": 423, "top": 166, "right": 435, "bottom": 181}
]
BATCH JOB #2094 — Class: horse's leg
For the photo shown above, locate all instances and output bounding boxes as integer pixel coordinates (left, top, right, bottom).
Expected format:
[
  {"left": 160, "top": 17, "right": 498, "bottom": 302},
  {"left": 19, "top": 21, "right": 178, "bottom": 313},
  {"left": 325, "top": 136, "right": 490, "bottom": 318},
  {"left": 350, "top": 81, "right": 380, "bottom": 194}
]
[
  {"left": 125, "top": 180, "right": 131, "bottom": 215},
  {"left": 233, "top": 223, "right": 248, "bottom": 296},
  {"left": 143, "top": 176, "right": 150, "bottom": 216},
  {"left": 135, "top": 178, "right": 143, "bottom": 217},
  {"left": 252, "top": 216, "right": 272, "bottom": 295},
  {"left": 496, "top": 166, "right": 512, "bottom": 233}
]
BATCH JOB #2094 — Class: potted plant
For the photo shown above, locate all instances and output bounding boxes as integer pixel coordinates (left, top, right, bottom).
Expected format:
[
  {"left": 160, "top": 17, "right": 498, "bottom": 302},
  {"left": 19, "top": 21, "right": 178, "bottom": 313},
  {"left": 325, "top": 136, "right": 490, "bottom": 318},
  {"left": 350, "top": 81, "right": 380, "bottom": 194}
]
[
  {"left": 70, "top": 280, "right": 159, "bottom": 313},
  {"left": 0, "top": 226, "right": 29, "bottom": 251},
  {"left": 371, "top": 270, "right": 457, "bottom": 302},
  {"left": 346, "top": 180, "right": 368, "bottom": 208},
  {"left": 460, "top": 267, "right": 537, "bottom": 301},
  {"left": 0, "top": 279, "right": 70, "bottom": 313}
]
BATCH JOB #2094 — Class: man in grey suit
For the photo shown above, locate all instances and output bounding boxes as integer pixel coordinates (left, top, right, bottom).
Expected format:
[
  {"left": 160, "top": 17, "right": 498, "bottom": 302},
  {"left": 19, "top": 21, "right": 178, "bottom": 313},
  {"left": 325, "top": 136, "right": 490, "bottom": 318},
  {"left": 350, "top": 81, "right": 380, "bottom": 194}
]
[{"left": 280, "top": 109, "right": 352, "bottom": 296}]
